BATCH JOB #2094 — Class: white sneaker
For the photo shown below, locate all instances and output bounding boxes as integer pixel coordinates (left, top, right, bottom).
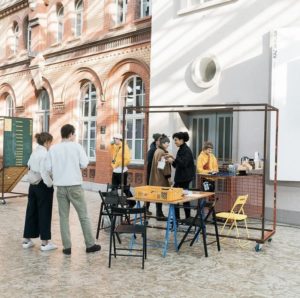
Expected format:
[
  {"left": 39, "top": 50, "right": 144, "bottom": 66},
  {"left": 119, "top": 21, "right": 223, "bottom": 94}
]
[
  {"left": 40, "top": 242, "right": 58, "bottom": 251},
  {"left": 22, "top": 240, "right": 34, "bottom": 249}
]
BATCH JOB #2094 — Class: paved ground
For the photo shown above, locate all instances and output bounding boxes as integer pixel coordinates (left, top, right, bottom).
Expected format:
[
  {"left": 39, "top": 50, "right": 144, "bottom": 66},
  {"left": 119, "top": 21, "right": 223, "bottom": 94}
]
[{"left": 0, "top": 182, "right": 299, "bottom": 298}]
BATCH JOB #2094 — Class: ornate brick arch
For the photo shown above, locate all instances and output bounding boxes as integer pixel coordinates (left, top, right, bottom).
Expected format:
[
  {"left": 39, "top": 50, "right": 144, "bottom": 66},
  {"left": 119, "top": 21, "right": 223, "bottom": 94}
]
[
  {"left": 106, "top": 58, "right": 150, "bottom": 106},
  {"left": 0, "top": 83, "right": 16, "bottom": 102},
  {"left": 61, "top": 67, "right": 102, "bottom": 104},
  {"left": 0, "top": 83, "right": 16, "bottom": 116},
  {"left": 40, "top": 77, "right": 54, "bottom": 106}
]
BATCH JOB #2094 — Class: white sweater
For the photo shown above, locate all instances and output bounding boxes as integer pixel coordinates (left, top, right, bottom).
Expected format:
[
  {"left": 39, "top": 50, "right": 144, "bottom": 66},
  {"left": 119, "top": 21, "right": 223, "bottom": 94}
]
[
  {"left": 28, "top": 145, "right": 53, "bottom": 187},
  {"left": 45, "top": 141, "right": 89, "bottom": 186}
]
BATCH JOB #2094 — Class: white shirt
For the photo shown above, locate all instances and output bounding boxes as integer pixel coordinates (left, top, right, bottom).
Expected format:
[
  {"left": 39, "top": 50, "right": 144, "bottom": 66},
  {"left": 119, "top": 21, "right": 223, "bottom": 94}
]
[
  {"left": 27, "top": 145, "right": 53, "bottom": 187},
  {"left": 113, "top": 166, "right": 128, "bottom": 173},
  {"left": 45, "top": 141, "right": 89, "bottom": 186}
]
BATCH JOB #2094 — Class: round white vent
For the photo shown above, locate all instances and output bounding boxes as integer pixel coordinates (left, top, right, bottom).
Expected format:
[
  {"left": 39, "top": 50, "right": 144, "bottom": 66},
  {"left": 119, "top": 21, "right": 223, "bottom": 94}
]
[{"left": 191, "top": 55, "right": 220, "bottom": 88}]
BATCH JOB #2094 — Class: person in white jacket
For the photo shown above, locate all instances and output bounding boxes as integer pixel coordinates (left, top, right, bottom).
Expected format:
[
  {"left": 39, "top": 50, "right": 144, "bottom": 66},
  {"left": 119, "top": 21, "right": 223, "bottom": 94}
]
[{"left": 22, "top": 132, "right": 57, "bottom": 251}]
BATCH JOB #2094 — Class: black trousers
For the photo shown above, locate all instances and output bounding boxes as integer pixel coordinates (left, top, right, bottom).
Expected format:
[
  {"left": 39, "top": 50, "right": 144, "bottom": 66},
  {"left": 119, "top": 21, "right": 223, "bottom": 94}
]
[
  {"left": 111, "top": 171, "right": 135, "bottom": 207},
  {"left": 174, "top": 181, "right": 191, "bottom": 220},
  {"left": 23, "top": 181, "right": 54, "bottom": 240}
]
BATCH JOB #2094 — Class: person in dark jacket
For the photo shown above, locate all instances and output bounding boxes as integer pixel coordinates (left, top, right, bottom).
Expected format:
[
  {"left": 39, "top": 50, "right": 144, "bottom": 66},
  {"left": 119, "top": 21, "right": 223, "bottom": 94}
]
[
  {"left": 167, "top": 132, "right": 195, "bottom": 221},
  {"left": 146, "top": 133, "right": 161, "bottom": 215}
]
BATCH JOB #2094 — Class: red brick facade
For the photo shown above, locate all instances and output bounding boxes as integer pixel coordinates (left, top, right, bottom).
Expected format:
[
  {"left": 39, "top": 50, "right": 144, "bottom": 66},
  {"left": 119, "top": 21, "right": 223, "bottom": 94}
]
[{"left": 0, "top": 0, "right": 151, "bottom": 186}]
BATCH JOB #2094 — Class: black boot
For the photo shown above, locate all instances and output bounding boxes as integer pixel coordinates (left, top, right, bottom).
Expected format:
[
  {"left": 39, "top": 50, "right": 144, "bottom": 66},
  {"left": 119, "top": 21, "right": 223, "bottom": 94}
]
[{"left": 156, "top": 203, "right": 167, "bottom": 221}]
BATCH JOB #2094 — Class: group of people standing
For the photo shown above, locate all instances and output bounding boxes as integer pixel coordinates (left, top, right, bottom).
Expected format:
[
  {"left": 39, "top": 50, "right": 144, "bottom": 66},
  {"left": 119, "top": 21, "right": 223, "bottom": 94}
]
[
  {"left": 23, "top": 124, "right": 101, "bottom": 255},
  {"left": 146, "top": 132, "right": 219, "bottom": 222},
  {"left": 22, "top": 126, "right": 218, "bottom": 252}
]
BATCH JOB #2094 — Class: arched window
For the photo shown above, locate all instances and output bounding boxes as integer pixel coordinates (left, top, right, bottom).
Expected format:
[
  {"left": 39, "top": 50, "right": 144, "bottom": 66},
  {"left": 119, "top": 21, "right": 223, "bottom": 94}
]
[
  {"left": 78, "top": 82, "right": 97, "bottom": 161},
  {"left": 23, "top": 16, "right": 31, "bottom": 52},
  {"left": 5, "top": 95, "right": 14, "bottom": 117},
  {"left": 120, "top": 76, "right": 145, "bottom": 162},
  {"left": 37, "top": 89, "right": 50, "bottom": 132},
  {"left": 75, "top": 0, "right": 83, "bottom": 37},
  {"left": 116, "top": 0, "right": 127, "bottom": 24},
  {"left": 140, "top": 0, "right": 151, "bottom": 18},
  {"left": 57, "top": 4, "right": 64, "bottom": 43},
  {"left": 12, "top": 22, "right": 19, "bottom": 55}
]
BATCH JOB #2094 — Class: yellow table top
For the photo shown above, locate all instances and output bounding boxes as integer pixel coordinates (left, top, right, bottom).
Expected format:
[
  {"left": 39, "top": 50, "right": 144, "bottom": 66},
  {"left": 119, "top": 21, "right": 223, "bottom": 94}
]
[{"left": 128, "top": 191, "right": 215, "bottom": 204}]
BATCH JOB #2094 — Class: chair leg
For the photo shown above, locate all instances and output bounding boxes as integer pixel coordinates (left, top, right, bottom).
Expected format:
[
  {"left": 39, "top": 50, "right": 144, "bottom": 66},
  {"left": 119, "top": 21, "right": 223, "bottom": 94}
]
[
  {"left": 144, "top": 230, "right": 147, "bottom": 260},
  {"left": 244, "top": 219, "right": 250, "bottom": 238},
  {"left": 112, "top": 233, "right": 117, "bottom": 258},
  {"left": 142, "top": 232, "right": 145, "bottom": 269},
  {"left": 108, "top": 227, "right": 113, "bottom": 268},
  {"left": 201, "top": 217, "right": 208, "bottom": 257},
  {"left": 116, "top": 233, "right": 122, "bottom": 244},
  {"left": 96, "top": 203, "right": 104, "bottom": 240},
  {"left": 212, "top": 208, "right": 221, "bottom": 251},
  {"left": 178, "top": 221, "right": 195, "bottom": 250}
]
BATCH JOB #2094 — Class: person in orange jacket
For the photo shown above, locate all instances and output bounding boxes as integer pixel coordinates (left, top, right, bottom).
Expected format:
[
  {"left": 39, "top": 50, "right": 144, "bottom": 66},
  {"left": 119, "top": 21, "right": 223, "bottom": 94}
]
[
  {"left": 197, "top": 141, "right": 219, "bottom": 191},
  {"left": 110, "top": 133, "right": 135, "bottom": 206}
]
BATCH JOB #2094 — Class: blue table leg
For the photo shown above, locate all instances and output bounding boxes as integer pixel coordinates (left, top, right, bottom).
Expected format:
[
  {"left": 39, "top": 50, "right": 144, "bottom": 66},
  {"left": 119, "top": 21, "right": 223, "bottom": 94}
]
[
  {"left": 170, "top": 205, "right": 178, "bottom": 252},
  {"left": 163, "top": 204, "right": 171, "bottom": 257}
]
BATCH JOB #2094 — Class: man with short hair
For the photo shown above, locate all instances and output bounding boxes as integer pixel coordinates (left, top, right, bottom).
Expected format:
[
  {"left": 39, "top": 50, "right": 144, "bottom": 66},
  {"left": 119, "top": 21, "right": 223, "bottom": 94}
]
[{"left": 45, "top": 124, "right": 100, "bottom": 255}]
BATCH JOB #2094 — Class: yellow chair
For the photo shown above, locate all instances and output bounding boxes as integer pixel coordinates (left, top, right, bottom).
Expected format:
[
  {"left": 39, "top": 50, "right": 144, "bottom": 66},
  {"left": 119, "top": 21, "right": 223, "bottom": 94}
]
[{"left": 216, "top": 195, "right": 249, "bottom": 246}]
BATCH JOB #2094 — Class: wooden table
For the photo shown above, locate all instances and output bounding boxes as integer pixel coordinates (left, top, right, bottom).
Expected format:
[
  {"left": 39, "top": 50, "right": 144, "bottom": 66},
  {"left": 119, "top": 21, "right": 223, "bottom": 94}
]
[{"left": 128, "top": 191, "right": 214, "bottom": 257}]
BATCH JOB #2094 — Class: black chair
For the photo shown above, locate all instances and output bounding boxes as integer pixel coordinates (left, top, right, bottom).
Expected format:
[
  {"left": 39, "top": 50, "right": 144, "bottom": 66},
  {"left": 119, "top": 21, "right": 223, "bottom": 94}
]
[
  {"left": 109, "top": 206, "right": 147, "bottom": 269},
  {"left": 107, "top": 183, "right": 135, "bottom": 207},
  {"left": 96, "top": 190, "right": 122, "bottom": 243},
  {"left": 178, "top": 198, "right": 220, "bottom": 257}
]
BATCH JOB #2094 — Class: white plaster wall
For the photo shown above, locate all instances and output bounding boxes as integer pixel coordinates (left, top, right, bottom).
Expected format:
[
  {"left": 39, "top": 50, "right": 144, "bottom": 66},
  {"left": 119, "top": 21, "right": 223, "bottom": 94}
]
[{"left": 150, "top": 0, "right": 300, "bottom": 219}]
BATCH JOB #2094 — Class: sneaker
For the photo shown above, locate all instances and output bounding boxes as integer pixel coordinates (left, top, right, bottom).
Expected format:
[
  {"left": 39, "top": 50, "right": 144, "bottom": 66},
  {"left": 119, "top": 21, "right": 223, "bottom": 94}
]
[
  {"left": 63, "top": 248, "right": 71, "bottom": 255},
  {"left": 40, "top": 242, "right": 58, "bottom": 251},
  {"left": 22, "top": 240, "right": 34, "bottom": 249},
  {"left": 86, "top": 244, "right": 101, "bottom": 253}
]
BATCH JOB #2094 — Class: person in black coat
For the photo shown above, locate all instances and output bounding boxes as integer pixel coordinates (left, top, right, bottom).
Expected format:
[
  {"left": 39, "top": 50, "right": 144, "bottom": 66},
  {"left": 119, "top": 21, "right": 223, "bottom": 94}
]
[
  {"left": 167, "top": 132, "right": 195, "bottom": 221},
  {"left": 146, "top": 133, "right": 161, "bottom": 215}
]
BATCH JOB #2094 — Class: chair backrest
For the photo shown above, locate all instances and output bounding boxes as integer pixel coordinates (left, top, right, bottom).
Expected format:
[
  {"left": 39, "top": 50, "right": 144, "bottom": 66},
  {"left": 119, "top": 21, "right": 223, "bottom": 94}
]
[
  {"left": 99, "top": 190, "right": 119, "bottom": 206},
  {"left": 231, "top": 195, "right": 248, "bottom": 215},
  {"left": 111, "top": 206, "right": 146, "bottom": 216}
]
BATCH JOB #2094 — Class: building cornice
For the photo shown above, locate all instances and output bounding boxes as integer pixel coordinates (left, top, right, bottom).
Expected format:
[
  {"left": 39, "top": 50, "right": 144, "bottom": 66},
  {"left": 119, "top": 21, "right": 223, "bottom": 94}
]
[
  {"left": 0, "top": 0, "right": 28, "bottom": 19},
  {"left": 0, "top": 58, "right": 30, "bottom": 71},
  {"left": 44, "top": 26, "right": 151, "bottom": 65}
]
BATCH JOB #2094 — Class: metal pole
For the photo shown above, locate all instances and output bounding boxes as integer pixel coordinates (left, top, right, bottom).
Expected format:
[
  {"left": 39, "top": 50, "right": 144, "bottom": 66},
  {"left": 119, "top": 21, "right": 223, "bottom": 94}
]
[
  {"left": 121, "top": 106, "right": 126, "bottom": 196},
  {"left": 273, "top": 109, "right": 279, "bottom": 230},
  {"left": 262, "top": 105, "right": 268, "bottom": 241}
]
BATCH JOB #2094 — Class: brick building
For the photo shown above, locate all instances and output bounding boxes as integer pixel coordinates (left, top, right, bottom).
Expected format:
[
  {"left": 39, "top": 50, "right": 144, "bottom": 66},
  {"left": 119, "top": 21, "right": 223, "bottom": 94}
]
[{"left": 0, "top": 0, "right": 151, "bottom": 186}]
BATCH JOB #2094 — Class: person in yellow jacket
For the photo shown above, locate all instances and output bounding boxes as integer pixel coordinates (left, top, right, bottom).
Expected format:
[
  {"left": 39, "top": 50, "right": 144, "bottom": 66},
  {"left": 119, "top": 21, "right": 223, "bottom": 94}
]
[
  {"left": 197, "top": 142, "right": 219, "bottom": 191},
  {"left": 110, "top": 133, "right": 135, "bottom": 206}
]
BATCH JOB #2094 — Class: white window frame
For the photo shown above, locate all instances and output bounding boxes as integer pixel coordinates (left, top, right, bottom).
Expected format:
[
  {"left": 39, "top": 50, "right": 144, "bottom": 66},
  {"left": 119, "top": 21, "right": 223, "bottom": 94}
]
[
  {"left": 116, "top": 0, "right": 127, "bottom": 24},
  {"left": 120, "top": 75, "right": 145, "bottom": 164},
  {"left": 140, "top": 0, "right": 151, "bottom": 18},
  {"left": 12, "top": 22, "right": 19, "bottom": 55},
  {"left": 5, "top": 95, "right": 14, "bottom": 117},
  {"left": 37, "top": 89, "right": 50, "bottom": 132},
  {"left": 78, "top": 82, "right": 97, "bottom": 162},
  {"left": 179, "top": 0, "right": 235, "bottom": 15},
  {"left": 57, "top": 4, "right": 64, "bottom": 43},
  {"left": 75, "top": 0, "right": 83, "bottom": 37}
]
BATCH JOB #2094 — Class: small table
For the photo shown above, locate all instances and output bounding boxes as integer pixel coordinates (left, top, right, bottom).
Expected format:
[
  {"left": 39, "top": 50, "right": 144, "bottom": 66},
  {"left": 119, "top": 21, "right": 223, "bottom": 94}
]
[{"left": 128, "top": 191, "right": 214, "bottom": 257}]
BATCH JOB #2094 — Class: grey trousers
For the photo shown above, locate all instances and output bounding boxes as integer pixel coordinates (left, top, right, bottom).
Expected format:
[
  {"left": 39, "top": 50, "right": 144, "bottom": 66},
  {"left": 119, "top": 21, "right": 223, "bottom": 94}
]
[{"left": 57, "top": 185, "right": 95, "bottom": 249}]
